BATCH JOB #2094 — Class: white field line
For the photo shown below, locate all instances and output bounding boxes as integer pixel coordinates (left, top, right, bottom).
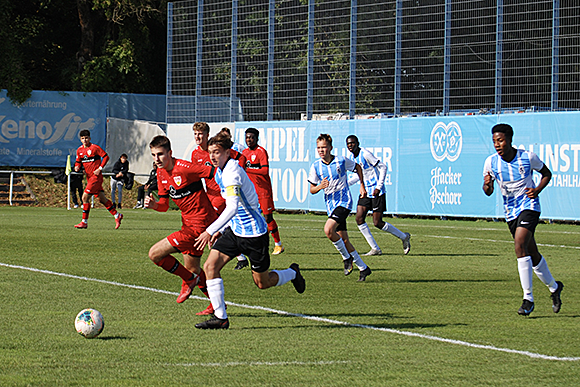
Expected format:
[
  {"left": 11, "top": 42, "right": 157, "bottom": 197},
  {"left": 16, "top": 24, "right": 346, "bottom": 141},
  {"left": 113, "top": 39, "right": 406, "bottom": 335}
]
[
  {"left": 1, "top": 262, "right": 578, "bottom": 362},
  {"left": 424, "top": 234, "right": 580, "bottom": 250},
  {"left": 279, "top": 216, "right": 580, "bottom": 235},
  {"left": 168, "top": 360, "right": 351, "bottom": 367}
]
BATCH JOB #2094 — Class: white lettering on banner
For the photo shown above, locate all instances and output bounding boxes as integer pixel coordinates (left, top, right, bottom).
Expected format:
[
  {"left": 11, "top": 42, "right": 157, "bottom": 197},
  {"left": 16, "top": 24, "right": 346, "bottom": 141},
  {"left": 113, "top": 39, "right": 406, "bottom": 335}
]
[
  {"left": 270, "top": 167, "right": 308, "bottom": 204},
  {"left": 264, "top": 127, "right": 309, "bottom": 163},
  {"left": 0, "top": 147, "right": 10, "bottom": 155},
  {"left": 429, "top": 166, "right": 463, "bottom": 209},
  {"left": 17, "top": 148, "right": 63, "bottom": 157},
  {"left": 547, "top": 174, "right": 580, "bottom": 188},
  {"left": 0, "top": 113, "right": 96, "bottom": 145},
  {"left": 519, "top": 144, "right": 580, "bottom": 189}
]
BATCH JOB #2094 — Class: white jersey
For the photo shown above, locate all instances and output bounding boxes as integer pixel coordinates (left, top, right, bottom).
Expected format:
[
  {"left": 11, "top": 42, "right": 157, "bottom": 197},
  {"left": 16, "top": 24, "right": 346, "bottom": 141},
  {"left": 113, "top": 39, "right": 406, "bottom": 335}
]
[
  {"left": 347, "top": 147, "right": 386, "bottom": 198},
  {"left": 309, "top": 156, "right": 357, "bottom": 215},
  {"left": 232, "top": 142, "right": 246, "bottom": 153},
  {"left": 211, "top": 158, "right": 268, "bottom": 237},
  {"left": 483, "top": 149, "right": 544, "bottom": 221}
]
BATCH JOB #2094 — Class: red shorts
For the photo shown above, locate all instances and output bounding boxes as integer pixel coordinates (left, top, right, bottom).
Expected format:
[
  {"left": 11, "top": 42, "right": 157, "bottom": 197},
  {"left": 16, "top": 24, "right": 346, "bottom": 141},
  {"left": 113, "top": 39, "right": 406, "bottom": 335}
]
[
  {"left": 84, "top": 175, "right": 104, "bottom": 195},
  {"left": 258, "top": 194, "right": 275, "bottom": 216},
  {"left": 167, "top": 225, "right": 205, "bottom": 257}
]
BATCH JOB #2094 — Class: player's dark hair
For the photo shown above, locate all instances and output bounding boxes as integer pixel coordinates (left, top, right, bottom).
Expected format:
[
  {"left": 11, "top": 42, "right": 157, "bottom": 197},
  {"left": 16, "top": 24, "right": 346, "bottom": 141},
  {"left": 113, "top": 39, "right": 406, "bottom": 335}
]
[
  {"left": 317, "top": 133, "right": 332, "bottom": 146},
  {"left": 79, "top": 129, "right": 91, "bottom": 138},
  {"left": 220, "top": 127, "right": 232, "bottom": 137},
  {"left": 192, "top": 122, "right": 210, "bottom": 134},
  {"left": 491, "top": 123, "right": 513, "bottom": 139},
  {"left": 120, "top": 153, "right": 128, "bottom": 159},
  {"left": 149, "top": 135, "right": 171, "bottom": 151},
  {"left": 245, "top": 127, "right": 260, "bottom": 138},
  {"left": 208, "top": 131, "right": 233, "bottom": 150},
  {"left": 346, "top": 135, "right": 359, "bottom": 144}
]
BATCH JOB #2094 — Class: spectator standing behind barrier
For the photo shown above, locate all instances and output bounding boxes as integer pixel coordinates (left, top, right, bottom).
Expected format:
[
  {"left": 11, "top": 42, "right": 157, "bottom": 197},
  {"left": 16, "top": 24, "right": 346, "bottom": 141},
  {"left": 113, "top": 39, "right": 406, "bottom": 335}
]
[
  {"left": 111, "top": 153, "right": 129, "bottom": 209},
  {"left": 134, "top": 164, "right": 158, "bottom": 209},
  {"left": 70, "top": 168, "right": 84, "bottom": 209}
]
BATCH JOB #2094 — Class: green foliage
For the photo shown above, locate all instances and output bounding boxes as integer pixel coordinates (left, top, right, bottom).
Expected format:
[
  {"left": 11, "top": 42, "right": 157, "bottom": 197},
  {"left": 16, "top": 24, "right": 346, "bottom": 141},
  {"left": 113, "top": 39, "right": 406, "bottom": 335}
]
[{"left": 0, "top": 209, "right": 579, "bottom": 385}]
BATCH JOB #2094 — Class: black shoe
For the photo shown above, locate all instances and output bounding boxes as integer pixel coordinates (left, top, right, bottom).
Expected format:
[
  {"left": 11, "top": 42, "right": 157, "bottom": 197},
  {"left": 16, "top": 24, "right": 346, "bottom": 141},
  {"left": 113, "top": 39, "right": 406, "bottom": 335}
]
[
  {"left": 551, "top": 281, "right": 564, "bottom": 313},
  {"left": 358, "top": 266, "right": 372, "bottom": 282},
  {"left": 289, "top": 263, "right": 306, "bottom": 294},
  {"left": 343, "top": 256, "right": 354, "bottom": 276},
  {"left": 234, "top": 259, "right": 248, "bottom": 270},
  {"left": 118, "top": 203, "right": 122, "bottom": 209},
  {"left": 195, "top": 315, "right": 230, "bottom": 330},
  {"left": 518, "top": 299, "right": 535, "bottom": 316}
]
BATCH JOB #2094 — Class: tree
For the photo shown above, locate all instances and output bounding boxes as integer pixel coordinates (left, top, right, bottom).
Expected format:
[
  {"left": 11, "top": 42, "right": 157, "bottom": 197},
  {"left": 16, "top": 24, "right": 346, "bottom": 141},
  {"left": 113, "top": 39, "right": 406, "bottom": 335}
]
[{"left": 0, "top": 0, "right": 168, "bottom": 104}]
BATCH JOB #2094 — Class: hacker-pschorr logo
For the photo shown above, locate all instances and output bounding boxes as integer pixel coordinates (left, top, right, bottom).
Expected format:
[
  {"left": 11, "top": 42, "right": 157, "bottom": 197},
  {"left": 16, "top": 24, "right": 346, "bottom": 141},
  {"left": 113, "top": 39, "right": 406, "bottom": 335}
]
[
  {"left": 429, "top": 122, "right": 463, "bottom": 209},
  {"left": 430, "top": 121, "right": 462, "bottom": 162}
]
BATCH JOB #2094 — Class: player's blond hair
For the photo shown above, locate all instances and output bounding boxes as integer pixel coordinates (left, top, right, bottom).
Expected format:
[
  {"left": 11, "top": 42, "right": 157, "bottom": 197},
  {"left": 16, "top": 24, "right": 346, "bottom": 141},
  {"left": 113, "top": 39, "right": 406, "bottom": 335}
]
[{"left": 193, "top": 122, "right": 210, "bottom": 134}]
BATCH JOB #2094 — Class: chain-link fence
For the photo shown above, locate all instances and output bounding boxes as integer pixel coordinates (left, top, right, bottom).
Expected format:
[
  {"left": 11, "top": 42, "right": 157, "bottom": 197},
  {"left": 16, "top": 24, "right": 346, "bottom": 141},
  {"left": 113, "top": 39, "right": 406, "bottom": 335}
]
[{"left": 166, "top": 0, "right": 580, "bottom": 123}]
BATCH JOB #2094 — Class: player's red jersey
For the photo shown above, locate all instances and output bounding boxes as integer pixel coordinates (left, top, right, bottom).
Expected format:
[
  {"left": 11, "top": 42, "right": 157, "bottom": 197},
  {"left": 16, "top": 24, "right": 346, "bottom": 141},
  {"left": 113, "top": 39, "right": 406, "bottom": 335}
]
[
  {"left": 75, "top": 143, "right": 109, "bottom": 177},
  {"left": 190, "top": 146, "right": 247, "bottom": 211},
  {"left": 243, "top": 145, "right": 273, "bottom": 197},
  {"left": 157, "top": 158, "right": 218, "bottom": 228}
]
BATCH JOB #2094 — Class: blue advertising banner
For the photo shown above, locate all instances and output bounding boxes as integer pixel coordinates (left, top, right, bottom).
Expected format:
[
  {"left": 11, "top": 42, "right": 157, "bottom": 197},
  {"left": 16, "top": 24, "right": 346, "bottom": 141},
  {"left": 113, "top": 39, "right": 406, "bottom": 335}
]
[
  {"left": 234, "top": 112, "right": 580, "bottom": 220},
  {"left": 0, "top": 90, "right": 107, "bottom": 167}
]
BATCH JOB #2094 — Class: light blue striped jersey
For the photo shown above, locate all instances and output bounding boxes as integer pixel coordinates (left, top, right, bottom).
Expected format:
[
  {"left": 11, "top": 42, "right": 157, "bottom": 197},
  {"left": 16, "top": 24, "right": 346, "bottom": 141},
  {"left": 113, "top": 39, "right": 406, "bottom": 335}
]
[
  {"left": 483, "top": 149, "right": 544, "bottom": 221},
  {"left": 309, "top": 155, "right": 357, "bottom": 215},
  {"left": 346, "top": 147, "right": 385, "bottom": 198},
  {"left": 214, "top": 158, "right": 268, "bottom": 237}
]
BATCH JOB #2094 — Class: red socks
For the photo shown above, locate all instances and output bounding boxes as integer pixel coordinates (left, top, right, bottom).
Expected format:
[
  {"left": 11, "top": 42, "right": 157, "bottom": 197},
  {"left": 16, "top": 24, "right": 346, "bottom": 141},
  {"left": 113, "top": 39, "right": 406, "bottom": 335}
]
[
  {"left": 268, "top": 219, "right": 281, "bottom": 244},
  {"left": 104, "top": 200, "right": 118, "bottom": 216},
  {"left": 155, "top": 256, "right": 194, "bottom": 281}
]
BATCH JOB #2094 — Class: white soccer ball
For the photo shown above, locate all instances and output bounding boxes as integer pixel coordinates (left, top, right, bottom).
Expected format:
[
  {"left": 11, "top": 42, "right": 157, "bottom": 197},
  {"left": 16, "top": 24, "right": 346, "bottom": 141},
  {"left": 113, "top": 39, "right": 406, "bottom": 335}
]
[{"left": 75, "top": 308, "right": 104, "bottom": 339}]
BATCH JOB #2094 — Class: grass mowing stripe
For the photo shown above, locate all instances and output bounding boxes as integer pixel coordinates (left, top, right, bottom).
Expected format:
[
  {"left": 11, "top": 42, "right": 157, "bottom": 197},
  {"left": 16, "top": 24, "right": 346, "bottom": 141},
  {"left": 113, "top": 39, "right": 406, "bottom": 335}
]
[{"left": 2, "top": 261, "right": 578, "bottom": 363}]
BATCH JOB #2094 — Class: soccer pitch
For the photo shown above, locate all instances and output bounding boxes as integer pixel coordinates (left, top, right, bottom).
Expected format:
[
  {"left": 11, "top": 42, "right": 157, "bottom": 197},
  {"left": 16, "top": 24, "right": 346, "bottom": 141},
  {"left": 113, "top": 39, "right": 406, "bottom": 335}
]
[{"left": 1, "top": 207, "right": 579, "bottom": 386}]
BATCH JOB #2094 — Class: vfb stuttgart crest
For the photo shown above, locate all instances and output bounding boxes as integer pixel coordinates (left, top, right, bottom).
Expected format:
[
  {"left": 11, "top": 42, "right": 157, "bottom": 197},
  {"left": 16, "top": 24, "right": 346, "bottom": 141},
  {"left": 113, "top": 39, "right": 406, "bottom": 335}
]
[
  {"left": 430, "top": 122, "right": 462, "bottom": 162},
  {"left": 251, "top": 154, "right": 257, "bottom": 163},
  {"left": 173, "top": 176, "right": 182, "bottom": 186}
]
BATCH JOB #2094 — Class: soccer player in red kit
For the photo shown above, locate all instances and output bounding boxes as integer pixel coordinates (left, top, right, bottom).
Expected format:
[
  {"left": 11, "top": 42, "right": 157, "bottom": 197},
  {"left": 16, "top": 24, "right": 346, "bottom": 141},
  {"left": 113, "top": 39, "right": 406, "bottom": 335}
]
[
  {"left": 73, "top": 129, "right": 123, "bottom": 229},
  {"left": 242, "top": 127, "right": 284, "bottom": 255},
  {"left": 144, "top": 135, "right": 218, "bottom": 314},
  {"left": 190, "top": 122, "right": 246, "bottom": 214}
]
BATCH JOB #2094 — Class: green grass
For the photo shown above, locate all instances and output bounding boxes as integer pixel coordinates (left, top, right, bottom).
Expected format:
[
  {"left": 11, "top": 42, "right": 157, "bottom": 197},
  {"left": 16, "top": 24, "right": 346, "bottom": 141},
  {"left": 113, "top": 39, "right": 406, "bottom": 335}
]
[{"left": 0, "top": 207, "right": 579, "bottom": 386}]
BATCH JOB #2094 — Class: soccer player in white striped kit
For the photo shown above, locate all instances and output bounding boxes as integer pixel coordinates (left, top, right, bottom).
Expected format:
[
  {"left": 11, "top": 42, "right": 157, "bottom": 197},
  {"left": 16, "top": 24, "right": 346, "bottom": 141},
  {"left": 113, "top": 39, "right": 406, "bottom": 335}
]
[
  {"left": 309, "top": 133, "right": 372, "bottom": 281},
  {"left": 346, "top": 135, "right": 411, "bottom": 256},
  {"left": 483, "top": 123, "right": 563, "bottom": 316},
  {"left": 194, "top": 131, "right": 305, "bottom": 329}
]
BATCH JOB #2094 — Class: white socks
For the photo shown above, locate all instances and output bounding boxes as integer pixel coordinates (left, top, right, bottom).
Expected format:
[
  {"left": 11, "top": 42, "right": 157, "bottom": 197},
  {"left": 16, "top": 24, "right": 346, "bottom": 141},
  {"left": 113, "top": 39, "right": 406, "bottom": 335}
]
[
  {"left": 350, "top": 250, "right": 367, "bottom": 271},
  {"left": 382, "top": 222, "right": 406, "bottom": 240},
  {"left": 517, "top": 256, "right": 534, "bottom": 302},
  {"left": 207, "top": 278, "right": 227, "bottom": 319},
  {"left": 533, "top": 256, "right": 558, "bottom": 292},
  {"left": 332, "top": 239, "right": 351, "bottom": 260},
  {"left": 358, "top": 223, "right": 379, "bottom": 250},
  {"left": 272, "top": 268, "right": 296, "bottom": 286}
]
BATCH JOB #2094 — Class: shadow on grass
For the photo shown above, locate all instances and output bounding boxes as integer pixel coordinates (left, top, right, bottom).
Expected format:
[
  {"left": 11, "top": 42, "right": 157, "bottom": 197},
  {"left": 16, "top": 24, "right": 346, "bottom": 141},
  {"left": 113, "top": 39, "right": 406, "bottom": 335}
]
[
  {"left": 402, "top": 278, "right": 505, "bottom": 283},
  {"left": 227, "top": 312, "right": 466, "bottom": 330},
  {"left": 97, "top": 336, "right": 132, "bottom": 341}
]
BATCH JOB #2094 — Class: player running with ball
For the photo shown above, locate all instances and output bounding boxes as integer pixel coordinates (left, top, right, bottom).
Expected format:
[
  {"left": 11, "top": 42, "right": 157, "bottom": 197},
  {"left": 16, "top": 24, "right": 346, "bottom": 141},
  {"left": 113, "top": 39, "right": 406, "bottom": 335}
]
[
  {"left": 193, "top": 131, "right": 305, "bottom": 330},
  {"left": 144, "top": 135, "right": 218, "bottom": 315}
]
